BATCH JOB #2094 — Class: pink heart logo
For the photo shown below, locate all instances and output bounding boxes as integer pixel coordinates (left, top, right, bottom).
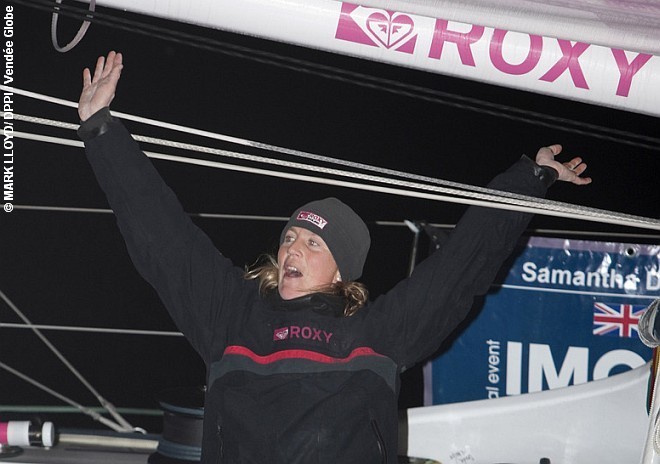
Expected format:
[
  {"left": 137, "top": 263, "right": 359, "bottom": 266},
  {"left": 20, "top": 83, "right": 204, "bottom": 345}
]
[
  {"left": 366, "top": 12, "right": 415, "bottom": 49},
  {"left": 273, "top": 328, "right": 289, "bottom": 341}
]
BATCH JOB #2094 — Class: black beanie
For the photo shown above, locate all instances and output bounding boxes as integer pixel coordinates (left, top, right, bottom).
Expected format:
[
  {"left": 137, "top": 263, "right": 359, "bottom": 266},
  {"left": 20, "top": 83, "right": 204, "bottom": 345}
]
[{"left": 280, "top": 198, "right": 370, "bottom": 281}]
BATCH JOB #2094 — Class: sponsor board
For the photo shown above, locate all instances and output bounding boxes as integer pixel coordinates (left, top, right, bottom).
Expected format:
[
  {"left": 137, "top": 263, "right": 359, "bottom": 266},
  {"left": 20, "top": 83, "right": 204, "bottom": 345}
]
[{"left": 427, "top": 237, "right": 659, "bottom": 404}]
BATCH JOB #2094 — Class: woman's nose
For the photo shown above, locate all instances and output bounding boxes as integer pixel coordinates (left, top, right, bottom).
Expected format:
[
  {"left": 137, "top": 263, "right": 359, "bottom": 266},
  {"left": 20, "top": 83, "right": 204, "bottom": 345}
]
[{"left": 287, "top": 239, "right": 302, "bottom": 256}]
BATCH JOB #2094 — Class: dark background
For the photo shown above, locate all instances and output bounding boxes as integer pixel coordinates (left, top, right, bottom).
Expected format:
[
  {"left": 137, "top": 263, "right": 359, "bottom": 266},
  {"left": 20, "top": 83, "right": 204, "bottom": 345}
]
[{"left": 1, "top": 0, "right": 658, "bottom": 433}]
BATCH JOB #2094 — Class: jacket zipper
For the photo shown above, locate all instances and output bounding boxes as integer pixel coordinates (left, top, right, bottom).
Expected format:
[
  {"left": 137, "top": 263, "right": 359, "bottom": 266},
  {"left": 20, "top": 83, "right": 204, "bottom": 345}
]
[
  {"left": 370, "top": 419, "right": 387, "bottom": 464},
  {"left": 215, "top": 424, "right": 224, "bottom": 463}
]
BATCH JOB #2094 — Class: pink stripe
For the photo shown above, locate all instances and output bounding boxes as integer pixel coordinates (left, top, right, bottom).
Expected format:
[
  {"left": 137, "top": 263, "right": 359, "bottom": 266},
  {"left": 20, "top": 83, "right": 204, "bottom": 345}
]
[
  {"left": 224, "top": 346, "right": 384, "bottom": 365},
  {"left": 0, "top": 422, "right": 8, "bottom": 444}
]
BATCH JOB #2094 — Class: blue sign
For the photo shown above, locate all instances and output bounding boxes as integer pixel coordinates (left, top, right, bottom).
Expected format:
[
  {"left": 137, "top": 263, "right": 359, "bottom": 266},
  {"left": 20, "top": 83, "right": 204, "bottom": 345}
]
[{"left": 427, "top": 237, "right": 660, "bottom": 404}]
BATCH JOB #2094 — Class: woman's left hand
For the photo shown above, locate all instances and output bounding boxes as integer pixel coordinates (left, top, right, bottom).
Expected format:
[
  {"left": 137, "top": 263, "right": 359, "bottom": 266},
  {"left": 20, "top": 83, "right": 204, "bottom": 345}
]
[{"left": 535, "top": 144, "right": 592, "bottom": 185}]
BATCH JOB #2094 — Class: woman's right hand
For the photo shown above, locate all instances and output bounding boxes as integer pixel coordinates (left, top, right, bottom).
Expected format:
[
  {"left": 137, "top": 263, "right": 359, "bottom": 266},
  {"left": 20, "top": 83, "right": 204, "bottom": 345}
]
[{"left": 78, "top": 51, "right": 123, "bottom": 122}]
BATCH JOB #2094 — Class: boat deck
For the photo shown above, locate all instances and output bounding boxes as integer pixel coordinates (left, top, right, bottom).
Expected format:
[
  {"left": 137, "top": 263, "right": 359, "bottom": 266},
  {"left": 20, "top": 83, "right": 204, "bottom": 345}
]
[{"left": 0, "top": 446, "right": 153, "bottom": 464}]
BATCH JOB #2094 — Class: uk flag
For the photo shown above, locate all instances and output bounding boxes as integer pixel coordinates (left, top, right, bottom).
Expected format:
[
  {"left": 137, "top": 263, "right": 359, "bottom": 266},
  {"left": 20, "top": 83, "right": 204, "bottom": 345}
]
[{"left": 593, "top": 302, "right": 646, "bottom": 338}]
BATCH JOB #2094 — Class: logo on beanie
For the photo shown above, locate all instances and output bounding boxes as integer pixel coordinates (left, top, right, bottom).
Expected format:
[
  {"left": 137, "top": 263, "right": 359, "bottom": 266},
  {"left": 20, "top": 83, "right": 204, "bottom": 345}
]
[{"left": 297, "top": 211, "right": 328, "bottom": 230}]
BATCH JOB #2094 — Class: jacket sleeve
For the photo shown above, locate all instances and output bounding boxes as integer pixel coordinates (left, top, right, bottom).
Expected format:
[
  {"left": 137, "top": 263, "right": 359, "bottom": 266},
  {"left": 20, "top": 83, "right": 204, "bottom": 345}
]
[
  {"left": 374, "top": 155, "right": 557, "bottom": 369},
  {"left": 79, "top": 108, "right": 242, "bottom": 363}
]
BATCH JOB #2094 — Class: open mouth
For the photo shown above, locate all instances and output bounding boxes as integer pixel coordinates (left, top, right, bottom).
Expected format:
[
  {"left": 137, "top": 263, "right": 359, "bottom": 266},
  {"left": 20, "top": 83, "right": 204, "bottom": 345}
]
[{"left": 283, "top": 265, "right": 302, "bottom": 278}]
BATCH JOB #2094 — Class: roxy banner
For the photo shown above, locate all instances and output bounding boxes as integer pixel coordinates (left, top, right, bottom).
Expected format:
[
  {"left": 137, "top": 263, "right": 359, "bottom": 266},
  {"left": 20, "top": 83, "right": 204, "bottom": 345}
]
[{"left": 94, "top": 0, "right": 660, "bottom": 116}]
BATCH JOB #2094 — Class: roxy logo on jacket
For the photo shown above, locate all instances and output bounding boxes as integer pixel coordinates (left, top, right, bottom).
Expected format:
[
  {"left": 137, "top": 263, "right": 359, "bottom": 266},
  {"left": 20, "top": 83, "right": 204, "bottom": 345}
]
[{"left": 273, "top": 325, "right": 333, "bottom": 343}]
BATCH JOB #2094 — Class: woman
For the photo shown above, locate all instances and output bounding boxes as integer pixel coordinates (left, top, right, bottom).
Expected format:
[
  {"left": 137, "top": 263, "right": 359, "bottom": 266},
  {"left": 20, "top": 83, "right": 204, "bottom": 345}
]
[{"left": 78, "top": 51, "right": 590, "bottom": 464}]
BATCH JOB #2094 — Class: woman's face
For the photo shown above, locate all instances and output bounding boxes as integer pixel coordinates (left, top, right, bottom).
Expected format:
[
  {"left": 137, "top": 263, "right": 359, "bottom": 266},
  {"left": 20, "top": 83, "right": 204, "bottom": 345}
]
[{"left": 277, "top": 226, "right": 341, "bottom": 300}]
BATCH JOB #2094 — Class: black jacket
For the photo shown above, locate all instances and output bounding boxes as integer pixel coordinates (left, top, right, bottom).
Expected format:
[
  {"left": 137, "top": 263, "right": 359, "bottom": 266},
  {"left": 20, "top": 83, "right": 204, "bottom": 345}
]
[{"left": 80, "top": 108, "right": 555, "bottom": 463}]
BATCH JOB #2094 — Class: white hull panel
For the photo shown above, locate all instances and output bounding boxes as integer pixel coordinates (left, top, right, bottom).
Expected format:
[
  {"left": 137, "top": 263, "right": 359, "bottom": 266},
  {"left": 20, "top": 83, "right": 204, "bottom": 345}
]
[{"left": 404, "top": 362, "right": 652, "bottom": 463}]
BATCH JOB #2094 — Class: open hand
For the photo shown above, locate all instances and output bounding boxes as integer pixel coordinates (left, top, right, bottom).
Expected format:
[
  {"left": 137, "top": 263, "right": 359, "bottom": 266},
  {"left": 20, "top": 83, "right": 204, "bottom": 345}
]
[
  {"left": 78, "top": 51, "right": 123, "bottom": 121},
  {"left": 535, "top": 144, "right": 592, "bottom": 186}
]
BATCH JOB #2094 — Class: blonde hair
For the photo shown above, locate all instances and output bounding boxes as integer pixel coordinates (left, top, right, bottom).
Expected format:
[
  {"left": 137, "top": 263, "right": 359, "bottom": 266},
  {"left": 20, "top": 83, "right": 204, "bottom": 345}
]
[{"left": 244, "top": 255, "right": 369, "bottom": 317}]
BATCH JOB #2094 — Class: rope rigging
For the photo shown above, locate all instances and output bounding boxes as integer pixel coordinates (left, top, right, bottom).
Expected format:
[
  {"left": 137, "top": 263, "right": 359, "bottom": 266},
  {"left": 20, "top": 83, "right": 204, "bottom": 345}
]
[
  {"left": 15, "top": 123, "right": 658, "bottom": 230},
  {"left": 0, "top": 289, "right": 144, "bottom": 433},
  {"left": 4, "top": 85, "right": 660, "bottom": 231}
]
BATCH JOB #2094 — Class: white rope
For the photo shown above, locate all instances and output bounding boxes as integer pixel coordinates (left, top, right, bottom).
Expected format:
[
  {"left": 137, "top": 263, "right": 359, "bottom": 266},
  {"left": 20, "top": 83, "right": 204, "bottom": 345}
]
[
  {"left": 0, "top": 322, "right": 183, "bottom": 337},
  {"left": 0, "top": 86, "right": 624, "bottom": 211},
  {"left": 1, "top": 88, "right": 600, "bottom": 217},
  {"left": 0, "top": 109, "right": 636, "bottom": 221},
  {"left": 0, "top": 360, "right": 135, "bottom": 432},
  {"left": 655, "top": 412, "right": 660, "bottom": 456},
  {"left": 0, "top": 89, "right": 637, "bottom": 221},
  {"left": 6, "top": 131, "right": 622, "bottom": 221},
  {"left": 1, "top": 85, "right": 269, "bottom": 145},
  {"left": 11, "top": 204, "right": 291, "bottom": 222},
  {"left": 13, "top": 204, "right": 116, "bottom": 215},
  {"left": 5, "top": 85, "right": 659, "bottom": 229},
  {"left": 16, "top": 111, "right": 533, "bottom": 207},
  {"left": 5, "top": 108, "right": 656, "bottom": 231},
  {"left": 131, "top": 132, "right": 659, "bottom": 226},
  {"left": 13, "top": 203, "right": 660, "bottom": 238},
  {"left": 0, "top": 289, "right": 138, "bottom": 432},
  {"left": 9, "top": 205, "right": 660, "bottom": 241},
  {"left": 0, "top": 405, "right": 162, "bottom": 416},
  {"left": 13, "top": 128, "right": 660, "bottom": 231}
]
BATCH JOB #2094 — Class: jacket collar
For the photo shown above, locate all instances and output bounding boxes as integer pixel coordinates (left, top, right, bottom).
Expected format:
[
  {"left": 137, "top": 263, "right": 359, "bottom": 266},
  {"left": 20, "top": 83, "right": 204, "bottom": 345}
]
[{"left": 267, "top": 292, "right": 345, "bottom": 317}]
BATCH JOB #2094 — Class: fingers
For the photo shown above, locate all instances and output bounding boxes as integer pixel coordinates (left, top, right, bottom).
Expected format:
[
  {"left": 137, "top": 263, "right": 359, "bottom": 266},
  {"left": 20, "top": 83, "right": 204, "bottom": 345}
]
[
  {"left": 564, "top": 157, "right": 583, "bottom": 171},
  {"left": 573, "top": 163, "right": 587, "bottom": 176},
  {"left": 573, "top": 163, "right": 591, "bottom": 184},
  {"left": 564, "top": 157, "right": 587, "bottom": 177},
  {"left": 92, "top": 54, "right": 105, "bottom": 83},
  {"left": 535, "top": 144, "right": 563, "bottom": 165},
  {"left": 572, "top": 174, "right": 592, "bottom": 185},
  {"left": 82, "top": 67, "right": 91, "bottom": 87},
  {"left": 101, "top": 51, "right": 122, "bottom": 79},
  {"left": 562, "top": 157, "right": 592, "bottom": 185},
  {"left": 101, "top": 53, "right": 113, "bottom": 79},
  {"left": 110, "top": 52, "right": 123, "bottom": 80},
  {"left": 90, "top": 51, "right": 122, "bottom": 83},
  {"left": 546, "top": 144, "right": 562, "bottom": 156}
]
